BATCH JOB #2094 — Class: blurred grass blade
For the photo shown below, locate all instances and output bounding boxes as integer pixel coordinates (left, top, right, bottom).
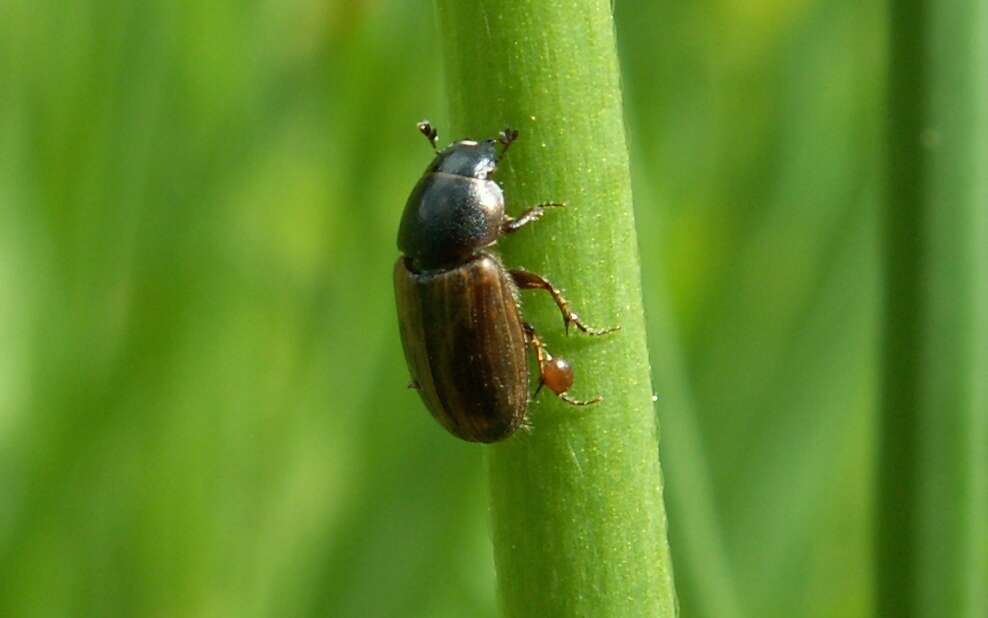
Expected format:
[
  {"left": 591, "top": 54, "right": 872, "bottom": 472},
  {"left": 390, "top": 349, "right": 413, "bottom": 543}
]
[
  {"left": 879, "top": 0, "right": 988, "bottom": 616},
  {"left": 432, "top": 0, "right": 677, "bottom": 615},
  {"left": 649, "top": 301, "right": 744, "bottom": 618}
]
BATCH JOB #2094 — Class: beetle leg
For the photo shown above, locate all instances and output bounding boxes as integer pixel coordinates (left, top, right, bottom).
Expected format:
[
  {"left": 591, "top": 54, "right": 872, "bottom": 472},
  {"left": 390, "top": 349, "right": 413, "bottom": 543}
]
[
  {"left": 521, "top": 322, "right": 547, "bottom": 367},
  {"left": 502, "top": 202, "right": 566, "bottom": 234},
  {"left": 521, "top": 322, "right": 602, "bottom": 407},
  {"left": 510, "top": 269, "right": 621, "bottom": 336},
  {"left": 558, "top": 392, "right": 603, "bottom": 406},
  {"left": 521, "top": 322, "right": 548, "bottom": 396}
]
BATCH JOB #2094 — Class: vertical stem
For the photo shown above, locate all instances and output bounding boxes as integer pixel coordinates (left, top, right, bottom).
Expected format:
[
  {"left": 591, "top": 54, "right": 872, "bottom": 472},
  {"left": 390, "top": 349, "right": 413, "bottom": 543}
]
[
  {"left": 879, "top": 0, "right": 988, "bottom": 616},
  {"left": 432, "top": 1, "right": 677, "bottom": 616}
]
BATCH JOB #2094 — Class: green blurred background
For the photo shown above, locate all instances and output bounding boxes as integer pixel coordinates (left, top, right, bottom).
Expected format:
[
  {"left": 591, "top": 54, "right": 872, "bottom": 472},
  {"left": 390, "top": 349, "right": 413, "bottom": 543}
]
[{"left": 0, "top": 1, "right": 884, "bottom": 616}]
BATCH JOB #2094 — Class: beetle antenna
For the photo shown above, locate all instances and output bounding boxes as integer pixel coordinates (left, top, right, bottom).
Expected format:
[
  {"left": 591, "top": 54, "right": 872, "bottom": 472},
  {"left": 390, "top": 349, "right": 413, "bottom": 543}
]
[
  {"left": 497, "top": 127, "right": 519, "bottom": 157},
  {"left": 417, "top": 120, "right": 439, "bottom": 153}
]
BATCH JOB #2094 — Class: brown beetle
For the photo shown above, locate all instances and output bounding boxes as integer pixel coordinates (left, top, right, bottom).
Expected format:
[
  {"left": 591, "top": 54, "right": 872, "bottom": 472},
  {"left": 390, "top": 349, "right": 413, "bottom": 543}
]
[{"left": 394, "top": 122, "right": 617, "bottom": 442}]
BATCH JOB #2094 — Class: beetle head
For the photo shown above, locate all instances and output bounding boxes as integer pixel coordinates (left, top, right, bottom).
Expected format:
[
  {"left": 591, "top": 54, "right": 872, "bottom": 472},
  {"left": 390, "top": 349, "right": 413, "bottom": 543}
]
[
  {"left": 417, "top": 124, "right": 518, "bottom": 180},
  {"left": 428, "top": 139, "right": 500, "bottom": 179}
]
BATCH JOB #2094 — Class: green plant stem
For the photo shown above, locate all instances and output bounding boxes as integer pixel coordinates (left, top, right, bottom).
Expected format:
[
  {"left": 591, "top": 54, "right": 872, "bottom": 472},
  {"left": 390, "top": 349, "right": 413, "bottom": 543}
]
[
  {"left": 879, "top": 0, "right": 988, "bottom": 616},
  {"left": 432, "top": 2, "right": 676, "bottom": 616}
]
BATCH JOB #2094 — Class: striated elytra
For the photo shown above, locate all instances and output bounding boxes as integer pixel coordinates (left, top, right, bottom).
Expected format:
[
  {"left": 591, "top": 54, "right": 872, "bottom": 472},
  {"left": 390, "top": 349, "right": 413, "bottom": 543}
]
[{"left": 394, "top": 121, "right": 618, "bottom": 443}]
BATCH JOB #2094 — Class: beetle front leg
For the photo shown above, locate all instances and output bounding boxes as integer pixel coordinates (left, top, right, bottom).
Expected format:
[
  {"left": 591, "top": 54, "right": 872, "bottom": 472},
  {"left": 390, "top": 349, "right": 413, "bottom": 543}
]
[
  {"left": 501, "top": 202, "right": 566, "bottom": 234},
  {"left": 522, "top": 322, "right": 602, "bottom": 406},
  {"left": 511, "top": 270, "right": 621, "bottom": 336}
]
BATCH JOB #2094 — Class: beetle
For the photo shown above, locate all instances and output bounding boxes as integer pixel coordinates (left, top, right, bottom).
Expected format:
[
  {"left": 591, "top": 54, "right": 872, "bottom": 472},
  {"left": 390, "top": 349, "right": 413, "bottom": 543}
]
[{"left": 394, "top": 121, "right": 618, "bottom": 443}]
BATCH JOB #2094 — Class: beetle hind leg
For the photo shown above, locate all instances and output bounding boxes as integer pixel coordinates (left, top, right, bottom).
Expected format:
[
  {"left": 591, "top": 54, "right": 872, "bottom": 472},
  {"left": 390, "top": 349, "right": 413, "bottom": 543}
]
[
  {"left": 511, "top": 269, "right": 621, "bottom": 336},
  {"left": 558, "top": 392, "right": 602, "bottom": 406},
  {"left": 521, "top": 322, "right": 602, "bottom": 407},
  {"left": 521, "top": 322, "right": 549, "bottom": 392}
]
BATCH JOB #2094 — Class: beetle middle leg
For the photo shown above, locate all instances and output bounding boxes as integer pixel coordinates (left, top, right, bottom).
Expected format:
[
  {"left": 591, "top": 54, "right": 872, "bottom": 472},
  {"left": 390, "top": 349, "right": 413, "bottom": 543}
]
[
  {"left": 501, "top": 202, "right": 566, "bottom": 234},
  {"left": 511, "top": 270, "right": 620, "bottom": 336},
  {"left": 522, "top": 322, "right": 602, "bottom": 406}
]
